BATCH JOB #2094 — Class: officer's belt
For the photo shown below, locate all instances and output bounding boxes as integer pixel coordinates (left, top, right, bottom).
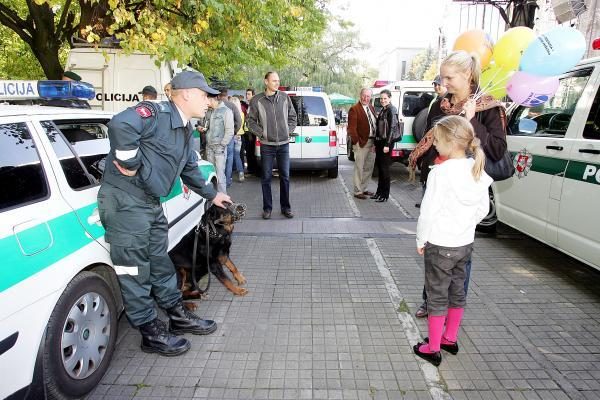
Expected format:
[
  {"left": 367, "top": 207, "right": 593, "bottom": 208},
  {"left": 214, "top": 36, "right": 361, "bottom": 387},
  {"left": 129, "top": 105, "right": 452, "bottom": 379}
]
[{"left": 102, "top": 173, "right": 158, "bottom": 203}]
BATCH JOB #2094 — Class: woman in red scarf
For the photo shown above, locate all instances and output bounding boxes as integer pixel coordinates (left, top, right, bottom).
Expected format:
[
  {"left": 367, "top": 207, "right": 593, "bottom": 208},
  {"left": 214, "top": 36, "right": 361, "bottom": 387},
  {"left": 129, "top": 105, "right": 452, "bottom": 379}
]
[{"left": 410, "top": 50, "right": 508, "bottom": 320}]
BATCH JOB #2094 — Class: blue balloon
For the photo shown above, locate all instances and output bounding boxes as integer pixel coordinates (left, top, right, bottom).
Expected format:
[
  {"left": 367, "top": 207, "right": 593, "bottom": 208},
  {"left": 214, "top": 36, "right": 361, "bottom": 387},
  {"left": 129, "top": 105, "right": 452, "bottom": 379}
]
[{"left": 520, "top": 27, "right": 586, "bottom": 76}]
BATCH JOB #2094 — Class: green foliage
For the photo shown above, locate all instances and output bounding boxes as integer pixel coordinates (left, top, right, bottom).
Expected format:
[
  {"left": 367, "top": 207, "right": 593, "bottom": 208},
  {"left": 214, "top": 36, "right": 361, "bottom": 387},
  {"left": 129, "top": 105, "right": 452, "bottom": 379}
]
[
  {"left": 234, "top": 19, "right": 377, "bottom": 99},
  {"left": 406, "top": 47, "right": 437, "bottom": 81},
  {"left": 0, "top": 26, "right": 45, "bottom": 79},
  {"left": 0, "top": 0, "right": 328, "bottom": 79}
]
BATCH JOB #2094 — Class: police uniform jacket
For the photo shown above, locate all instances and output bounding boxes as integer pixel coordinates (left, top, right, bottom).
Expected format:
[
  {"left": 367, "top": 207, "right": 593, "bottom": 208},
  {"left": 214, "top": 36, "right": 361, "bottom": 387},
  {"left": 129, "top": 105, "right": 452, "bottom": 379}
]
[{"left": 103, "top": 101, "right": 217, "bottom": 200}]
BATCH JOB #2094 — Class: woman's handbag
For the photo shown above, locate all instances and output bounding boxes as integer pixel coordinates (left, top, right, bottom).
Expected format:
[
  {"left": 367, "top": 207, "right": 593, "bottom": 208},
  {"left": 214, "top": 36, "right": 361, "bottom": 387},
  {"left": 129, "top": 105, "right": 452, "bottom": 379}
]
[{"left": 484, "top": 150, "right": 515, "bottom": 181}]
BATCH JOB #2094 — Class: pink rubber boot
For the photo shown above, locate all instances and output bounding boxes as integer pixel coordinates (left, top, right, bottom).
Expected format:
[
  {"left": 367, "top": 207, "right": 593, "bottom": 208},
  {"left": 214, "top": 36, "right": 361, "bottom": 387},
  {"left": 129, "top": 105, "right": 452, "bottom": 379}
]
[{"left": 419, "top": 315, "right": 446, "bottom": 353}]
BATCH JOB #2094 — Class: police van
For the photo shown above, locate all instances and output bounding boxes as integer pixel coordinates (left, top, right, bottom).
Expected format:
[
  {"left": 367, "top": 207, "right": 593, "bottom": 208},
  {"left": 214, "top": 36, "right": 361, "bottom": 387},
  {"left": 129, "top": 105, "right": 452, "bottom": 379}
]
[
  {"left": 256, "top": 87, "right": 339, "bottom": 178},
  {"left": 488, "top": 55, "right": 600, "bottom": 271},
  {"left": 346, "top": 81, "right": 435, "bottom": 164},
  {"left": 0, "top": 80, "right": 216, "bottom": 399}
]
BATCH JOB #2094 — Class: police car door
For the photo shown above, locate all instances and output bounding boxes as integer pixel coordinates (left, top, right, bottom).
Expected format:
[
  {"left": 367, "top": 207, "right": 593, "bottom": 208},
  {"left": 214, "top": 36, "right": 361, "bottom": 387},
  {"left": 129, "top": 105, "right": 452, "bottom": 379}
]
[
  {"left": 557, "top": 70, "right": 600, "bottom": 269},
  {"left": 497, "top": 68, "right": 593, "bottom": 244},
  {"left": 33, "top": 114, "right": 111, "bottom": 246},
  {"left": 286, "top": 92, "right": 303, "bottom": 160}
]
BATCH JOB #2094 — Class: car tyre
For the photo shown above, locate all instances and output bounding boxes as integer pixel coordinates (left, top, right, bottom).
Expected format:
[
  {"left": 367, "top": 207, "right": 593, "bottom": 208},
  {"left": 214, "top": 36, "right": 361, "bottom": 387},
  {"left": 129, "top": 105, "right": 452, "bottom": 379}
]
[
  {"left": 412, "top": 108, "right": 429, "bottom": 143},
  {"left": 477, "top": 188, "right": 498, "bottom": 233},
  {"left": 43, "top": 272, "right": 118, "bottom": 400}
]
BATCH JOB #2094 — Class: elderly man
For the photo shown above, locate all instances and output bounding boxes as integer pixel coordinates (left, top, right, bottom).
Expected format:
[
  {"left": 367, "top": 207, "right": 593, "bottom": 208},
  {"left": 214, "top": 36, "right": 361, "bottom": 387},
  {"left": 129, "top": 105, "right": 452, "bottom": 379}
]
[{"left": 347, "top": 88, "right": 377, "bottom": 199}]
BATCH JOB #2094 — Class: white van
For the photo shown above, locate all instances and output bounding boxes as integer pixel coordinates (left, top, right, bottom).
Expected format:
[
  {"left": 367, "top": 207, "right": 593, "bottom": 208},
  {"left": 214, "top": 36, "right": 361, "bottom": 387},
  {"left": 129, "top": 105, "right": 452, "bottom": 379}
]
[
  {"left": 490, "top": 56, "right": 600, "bottom": 271},
  {"left": 66, "top": 47, "right": 178, "bottom": 112},
  {"left": 347, "top": 81, "right": 435, "bottom": 164},
  {"left": 256, "top": 88, "right": 339, "bottom": 178},
  {"left": 0, "top": 83, "right": 217, "bottom": 399}
]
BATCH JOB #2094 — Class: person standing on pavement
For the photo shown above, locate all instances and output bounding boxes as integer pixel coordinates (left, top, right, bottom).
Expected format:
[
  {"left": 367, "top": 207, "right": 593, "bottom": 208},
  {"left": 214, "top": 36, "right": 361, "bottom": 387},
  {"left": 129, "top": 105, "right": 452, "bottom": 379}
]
[
  {"left": 414, "top": 75, "right": 449, "bottom": 209},
  {"left": 413, "top": 115, "right": 492, "bottom": 366},
  {"left": 347, "top": 88, "right": 377, "bottom": 200},
  {"left": 247, "top": 71, "right": 297, "bottom": 219},
  {"left": 228, "top": 96, "right": 246, "bottom": 183},
  {"left": 97, "top": 71, "right": 232, "bottom": 357},
  {"left": 372, "top": 89, "right": 401, "bottom": 202},
  {"left": 410, "top": 50, "right": 508, "bottom": 318},
  {"left": 140, "top": 85, "right": 158, "bottom": 101},
  {"left": 206, "top": 93, "right": 235, "bottom": 194},
  {"left": 243, "top": 88, "right": 258, "bottom": 175}
]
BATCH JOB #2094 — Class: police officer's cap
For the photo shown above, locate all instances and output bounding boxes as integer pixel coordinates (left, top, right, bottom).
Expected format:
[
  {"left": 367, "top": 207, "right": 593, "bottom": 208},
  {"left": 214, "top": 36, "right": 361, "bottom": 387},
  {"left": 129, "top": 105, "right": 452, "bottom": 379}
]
[{"left": 170, "top": 71, "right": 220, "bottom": 95}]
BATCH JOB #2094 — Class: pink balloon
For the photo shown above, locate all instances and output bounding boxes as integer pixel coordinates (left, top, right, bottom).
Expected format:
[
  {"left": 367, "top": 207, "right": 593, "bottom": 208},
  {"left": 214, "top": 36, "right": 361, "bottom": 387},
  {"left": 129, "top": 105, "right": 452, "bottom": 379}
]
[{"left": 506, "top": 71, "right": 559, "bottom": 107}]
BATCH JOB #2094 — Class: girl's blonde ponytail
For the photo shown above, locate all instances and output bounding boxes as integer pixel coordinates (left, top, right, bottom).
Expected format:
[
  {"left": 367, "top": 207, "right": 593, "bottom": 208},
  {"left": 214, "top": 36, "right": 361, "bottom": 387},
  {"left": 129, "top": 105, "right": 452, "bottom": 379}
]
[{"left": 470, "top": 137, "right": 485, "bottom": 180}]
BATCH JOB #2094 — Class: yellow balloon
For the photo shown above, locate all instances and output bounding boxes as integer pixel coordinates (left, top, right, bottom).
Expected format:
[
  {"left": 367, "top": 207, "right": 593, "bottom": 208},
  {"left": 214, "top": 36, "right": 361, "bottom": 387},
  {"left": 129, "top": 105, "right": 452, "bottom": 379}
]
[
  {"left": 480, "top": 63, "right": 513, "bottom": 99},
  {"left": 453, "top": 30, "right": 494, "bottom": 68},
  {"left": 493, "top": 27, "right": 536, "bottom": 70}
]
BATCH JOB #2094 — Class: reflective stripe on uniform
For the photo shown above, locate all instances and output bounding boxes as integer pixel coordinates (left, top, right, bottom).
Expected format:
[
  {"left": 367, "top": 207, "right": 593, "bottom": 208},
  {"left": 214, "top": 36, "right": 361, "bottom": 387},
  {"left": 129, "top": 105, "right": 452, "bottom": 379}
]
[
  {"left": 113, "top": 265, "right": 139, "bottom": 276},
  {"left": 116, "top": 148, "right": 139, "bottom": 161}
]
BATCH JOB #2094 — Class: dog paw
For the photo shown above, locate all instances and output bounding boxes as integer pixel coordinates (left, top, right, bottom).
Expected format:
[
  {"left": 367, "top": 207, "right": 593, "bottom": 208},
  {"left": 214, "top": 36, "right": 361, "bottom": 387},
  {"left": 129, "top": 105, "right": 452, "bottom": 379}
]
[
  {"left": 183, "top": 301, "right": 199, "bottom": 311},
  {"left": 234, "top": 287, "right": 249, "bottom": 296},
  {"left": 235, "top": 274, "right": 247, "bottom": 286}
]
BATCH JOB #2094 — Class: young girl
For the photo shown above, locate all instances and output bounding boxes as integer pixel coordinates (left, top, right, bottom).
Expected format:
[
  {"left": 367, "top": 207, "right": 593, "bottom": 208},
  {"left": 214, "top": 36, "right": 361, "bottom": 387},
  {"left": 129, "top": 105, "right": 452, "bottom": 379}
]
[{"left": 413, "top": 115, "right": 492, "bottom": 366}]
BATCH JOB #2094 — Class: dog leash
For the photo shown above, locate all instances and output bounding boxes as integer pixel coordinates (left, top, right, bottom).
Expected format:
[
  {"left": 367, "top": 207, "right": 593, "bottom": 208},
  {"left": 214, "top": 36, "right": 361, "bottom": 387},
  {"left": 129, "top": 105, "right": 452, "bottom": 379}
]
[
  {"left": 189, "top": 201, "right": 247, "bottom": 295},
  {"left": 191, "top": 202, "right": 211, "bottom": 295}
]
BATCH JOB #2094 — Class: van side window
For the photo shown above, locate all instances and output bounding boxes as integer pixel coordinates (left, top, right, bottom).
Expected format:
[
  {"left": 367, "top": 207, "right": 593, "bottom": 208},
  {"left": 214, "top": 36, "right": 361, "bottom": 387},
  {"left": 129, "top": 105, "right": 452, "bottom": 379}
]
[
  {"left": 583, "top": 86, "right": 600, "bottom": 140},
  {"left": 41, "top": 120, "right": 110, "bottom": 190},
  {"left": 291, "top": 96, "right": 329, "bottom": 127},
  {"left": 402, "top": 91, "right": 435, "bottom": 117},
  {"left": 509, "top": 68, "right": 592, "bottom": 138},
  {"left": 0, "top": 123, "right": 49, "bottom": 211}
]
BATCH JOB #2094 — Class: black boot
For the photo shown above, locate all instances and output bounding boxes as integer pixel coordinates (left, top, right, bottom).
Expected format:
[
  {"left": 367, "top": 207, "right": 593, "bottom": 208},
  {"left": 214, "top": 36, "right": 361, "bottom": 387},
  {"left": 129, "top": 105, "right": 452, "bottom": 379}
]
[
  {"left": 139, "top": 318, "right": 190, "bottom": 356},
  {"left": 166, "top": 301, "right": 218, "bottom": 335}
]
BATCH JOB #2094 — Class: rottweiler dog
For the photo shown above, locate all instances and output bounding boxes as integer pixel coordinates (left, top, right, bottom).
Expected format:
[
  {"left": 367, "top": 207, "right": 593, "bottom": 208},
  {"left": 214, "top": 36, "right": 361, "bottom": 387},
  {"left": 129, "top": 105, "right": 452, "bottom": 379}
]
[{"left": 170, "top": 204, "right": 248, "bottom": 304}]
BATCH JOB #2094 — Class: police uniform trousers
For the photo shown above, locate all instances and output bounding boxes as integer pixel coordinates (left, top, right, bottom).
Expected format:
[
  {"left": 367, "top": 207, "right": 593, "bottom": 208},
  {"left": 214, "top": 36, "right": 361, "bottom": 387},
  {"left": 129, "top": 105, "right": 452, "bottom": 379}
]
[{"left": 97, "top": 182, "right": 181, "bottom": 327}]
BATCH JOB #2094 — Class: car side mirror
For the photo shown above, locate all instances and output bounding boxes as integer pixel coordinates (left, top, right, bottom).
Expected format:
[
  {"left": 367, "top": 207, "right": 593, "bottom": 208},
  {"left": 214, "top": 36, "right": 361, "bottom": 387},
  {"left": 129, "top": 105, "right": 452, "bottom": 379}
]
[{"left": 518, "top": 118, "right": 537, "bottom": 135}]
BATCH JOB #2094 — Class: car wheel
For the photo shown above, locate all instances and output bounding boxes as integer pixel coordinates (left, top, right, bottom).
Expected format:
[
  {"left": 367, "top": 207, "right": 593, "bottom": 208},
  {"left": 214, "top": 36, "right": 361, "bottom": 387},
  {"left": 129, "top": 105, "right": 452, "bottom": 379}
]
[
  {"left": 347, "top": 139, "right": 354, "bottom": 161},
  {"left": 477, "top": 188, "right": 497, "bottom": 233},
  {"left": 327, "top": 166, "right": 338, "bottom": 179},
  {"left": 43, "top": 272, "right": 118, "bottom": 399},
  {"left": 412, "top": 108, "right": 429, "bottom": 143}
]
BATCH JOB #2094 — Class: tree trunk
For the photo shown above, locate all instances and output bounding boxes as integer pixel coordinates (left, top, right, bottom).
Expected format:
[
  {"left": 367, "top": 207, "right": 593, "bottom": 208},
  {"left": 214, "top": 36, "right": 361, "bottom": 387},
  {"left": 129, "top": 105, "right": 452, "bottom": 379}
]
[{"left": 31, "top": 43, "right": 63, "bottom": 80}]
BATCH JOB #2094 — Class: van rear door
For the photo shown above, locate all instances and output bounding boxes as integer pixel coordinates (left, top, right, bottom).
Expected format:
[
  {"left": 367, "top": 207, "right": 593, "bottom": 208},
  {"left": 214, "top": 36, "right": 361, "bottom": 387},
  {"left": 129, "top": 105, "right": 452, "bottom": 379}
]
[
  {"left": 287, "top": 93, "right": 303, "bottom": 160},
  {"left": 295, "top": 93, "right": 332, "bottom": 159}
]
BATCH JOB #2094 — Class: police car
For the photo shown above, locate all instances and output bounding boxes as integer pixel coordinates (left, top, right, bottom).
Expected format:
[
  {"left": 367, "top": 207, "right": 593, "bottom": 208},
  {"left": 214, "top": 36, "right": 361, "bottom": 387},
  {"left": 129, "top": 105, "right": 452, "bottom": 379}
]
[
  {"left": 256, "top": 87, "right": 339, "bottom": 178},
  {"left": 486, "top": 55, "right": 600, "bottom": 271},
  {"left": 0, "top": 80, "right": 216, "bottom": 399}
]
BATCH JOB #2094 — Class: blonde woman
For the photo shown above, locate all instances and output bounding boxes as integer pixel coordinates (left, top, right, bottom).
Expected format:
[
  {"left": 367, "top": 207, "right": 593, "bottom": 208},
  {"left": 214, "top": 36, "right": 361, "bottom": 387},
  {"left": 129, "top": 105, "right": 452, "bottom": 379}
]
[
  {"left": 226, "top": 96, "right": 245, "bottom": 183},
  {"left": 410, "top": 50, "right": 508, "bottom": 319},
  {"left": 414, "top": 115, "right": 492, "bottom": 366}
]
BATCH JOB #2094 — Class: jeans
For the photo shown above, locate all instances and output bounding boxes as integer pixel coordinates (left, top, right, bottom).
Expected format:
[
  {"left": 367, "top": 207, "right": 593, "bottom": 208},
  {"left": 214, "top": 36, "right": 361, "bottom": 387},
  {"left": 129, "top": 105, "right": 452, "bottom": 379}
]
[
  {"left": 260, "top": 143, "right": 290, "bottom": 212},
  {"left": 225, "top": 137, "right": 244, "bottom": 187},
  {"left": 422, "top": 258, "right": 472, "bottom": 301},
  {"left": 206, "top": 145, "right": 227, "bottom": 194}
]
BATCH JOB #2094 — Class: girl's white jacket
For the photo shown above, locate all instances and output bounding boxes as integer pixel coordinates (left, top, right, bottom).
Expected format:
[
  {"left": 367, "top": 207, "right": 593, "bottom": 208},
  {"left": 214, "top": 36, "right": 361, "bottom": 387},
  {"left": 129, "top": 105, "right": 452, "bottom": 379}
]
[{"left": 416, "top": 158, "right": 493, "bottom": 249}]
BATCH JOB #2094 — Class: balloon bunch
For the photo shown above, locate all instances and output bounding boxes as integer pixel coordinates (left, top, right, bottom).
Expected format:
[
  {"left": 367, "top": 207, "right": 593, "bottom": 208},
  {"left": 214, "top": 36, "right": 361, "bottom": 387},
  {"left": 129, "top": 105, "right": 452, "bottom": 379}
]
[{"left": 453, "top": 26, "right": 587, "bottom": 106}]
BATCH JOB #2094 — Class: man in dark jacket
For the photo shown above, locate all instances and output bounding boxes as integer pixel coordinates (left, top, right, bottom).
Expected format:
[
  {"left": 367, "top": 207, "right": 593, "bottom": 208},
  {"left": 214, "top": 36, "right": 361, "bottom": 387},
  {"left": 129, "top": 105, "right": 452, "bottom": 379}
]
[
  {"left": 98, "top": 71, "right": 231, "bottom": 356},
  {"left": 247, "top": 71, "right": 297, "bottom": 219}
]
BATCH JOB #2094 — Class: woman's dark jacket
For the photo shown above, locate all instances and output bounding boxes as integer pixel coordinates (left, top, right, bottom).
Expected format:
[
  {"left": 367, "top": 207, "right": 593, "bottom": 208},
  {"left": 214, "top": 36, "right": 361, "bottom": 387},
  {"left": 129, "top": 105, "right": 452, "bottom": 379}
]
[
  {"left": 419, "top": 94, "right": 507, "bottom": 183},
  {"left": 375, "top": 104, "right": 400, "bottom": 147}
]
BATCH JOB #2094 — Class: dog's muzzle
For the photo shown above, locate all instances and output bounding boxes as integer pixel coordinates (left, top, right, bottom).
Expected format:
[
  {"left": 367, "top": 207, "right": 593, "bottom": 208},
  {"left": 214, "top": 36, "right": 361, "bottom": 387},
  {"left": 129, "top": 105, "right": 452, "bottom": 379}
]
[{"left": 227, "top": 202, "right": 247, "bottom": 222}]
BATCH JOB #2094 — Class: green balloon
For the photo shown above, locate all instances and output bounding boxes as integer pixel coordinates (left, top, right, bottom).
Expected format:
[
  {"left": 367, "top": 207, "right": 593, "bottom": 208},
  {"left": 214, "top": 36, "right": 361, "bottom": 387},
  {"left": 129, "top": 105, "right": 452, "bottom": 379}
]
[{"left": 480, "top": 63, "right": 513, "bottom": 99}]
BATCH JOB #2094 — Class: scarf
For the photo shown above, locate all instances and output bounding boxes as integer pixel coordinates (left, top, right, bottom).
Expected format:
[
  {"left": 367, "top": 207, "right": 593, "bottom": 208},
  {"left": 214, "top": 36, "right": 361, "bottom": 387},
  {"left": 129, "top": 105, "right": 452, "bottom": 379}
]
[{"left": 407, "top": 93, "right": 502, "bottom": 181}]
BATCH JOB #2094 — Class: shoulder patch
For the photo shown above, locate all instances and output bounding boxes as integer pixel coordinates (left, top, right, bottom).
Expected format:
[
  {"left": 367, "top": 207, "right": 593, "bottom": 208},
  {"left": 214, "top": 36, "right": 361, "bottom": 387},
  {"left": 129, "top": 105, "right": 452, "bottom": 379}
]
[{"left": 135, "top": 105, "right": 155, "bottom": 118}]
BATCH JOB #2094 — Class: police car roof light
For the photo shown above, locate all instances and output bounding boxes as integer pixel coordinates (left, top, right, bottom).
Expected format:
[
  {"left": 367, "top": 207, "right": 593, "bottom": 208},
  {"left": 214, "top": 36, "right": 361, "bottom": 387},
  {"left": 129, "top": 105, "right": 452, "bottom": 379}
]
[{"left": 38, "top": 80, "right": 95, "bottom": 100}]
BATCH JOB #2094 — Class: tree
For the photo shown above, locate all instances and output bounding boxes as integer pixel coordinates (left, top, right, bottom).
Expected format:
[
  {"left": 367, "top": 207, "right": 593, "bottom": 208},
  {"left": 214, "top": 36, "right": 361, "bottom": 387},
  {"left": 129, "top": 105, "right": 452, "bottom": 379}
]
[
  {"left": 0, "top": 0, "right": 327, "bottom": 79},
  {"left": 239, "top": 19, "right": 377, "bottom": 99},
  {"left": 406, "top": 47, "right": 436, "bottom": 81}
]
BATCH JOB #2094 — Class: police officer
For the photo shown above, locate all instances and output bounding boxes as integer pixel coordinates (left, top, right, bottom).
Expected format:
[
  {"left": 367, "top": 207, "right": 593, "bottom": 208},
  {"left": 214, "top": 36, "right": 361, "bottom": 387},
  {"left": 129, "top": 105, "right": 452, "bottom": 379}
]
[{"left": 98, "top": 71, "right": 231, "bottom": 356}]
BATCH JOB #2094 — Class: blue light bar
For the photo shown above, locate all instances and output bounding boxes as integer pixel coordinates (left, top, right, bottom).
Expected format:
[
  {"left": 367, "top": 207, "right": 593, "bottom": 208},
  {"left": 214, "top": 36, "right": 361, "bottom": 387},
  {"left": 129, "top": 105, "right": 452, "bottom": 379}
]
[{"left": 38, "top": 80, "right": 95, "bottom": 100}]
